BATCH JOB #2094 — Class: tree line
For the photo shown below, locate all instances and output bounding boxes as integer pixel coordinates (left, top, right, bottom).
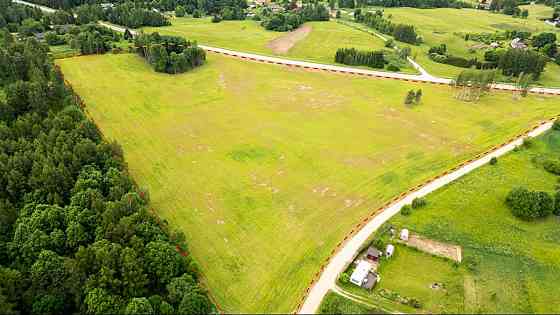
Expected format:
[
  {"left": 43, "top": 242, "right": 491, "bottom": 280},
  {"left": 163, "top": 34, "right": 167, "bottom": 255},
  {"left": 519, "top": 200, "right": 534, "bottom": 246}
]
[
  {"left": 134, "top": 32, "right": 206, "bottom": 74},
  {"left": 359, "top": 0, "right": 472, "bottom": 8},
  {"left": 354, "top": 10, "right": 420, "bottom": 44},
  {"left": 261, "top": 3, "right": 330, "bottom": 32},
  {"left": 0, "top": 28, "right": 214, "bottom": 314},
  {"left": 335, "top": 47, "right": 385, "bottom": 68},
  {"left": 46, "top": 23, "right": 121, "bottom": 55}
]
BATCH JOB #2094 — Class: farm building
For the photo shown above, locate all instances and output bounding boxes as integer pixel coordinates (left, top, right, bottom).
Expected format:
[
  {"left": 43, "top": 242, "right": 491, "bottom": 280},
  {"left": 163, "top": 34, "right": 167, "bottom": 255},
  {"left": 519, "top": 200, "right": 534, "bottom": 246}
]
[
  {"left": 400, "top": 229, "right": 409, "bottom": 241},
  {"left": 350, "top": 260, "right": 373, "bottom": 286},
  {"left": 366, "top": 246, "right": 382, "bottom": 261},
  {"left": 362, "top": 272, "right": 380, "bottom": 290},
  {"left": 386, "top": 244, "right": 395, "bottom": 258}
]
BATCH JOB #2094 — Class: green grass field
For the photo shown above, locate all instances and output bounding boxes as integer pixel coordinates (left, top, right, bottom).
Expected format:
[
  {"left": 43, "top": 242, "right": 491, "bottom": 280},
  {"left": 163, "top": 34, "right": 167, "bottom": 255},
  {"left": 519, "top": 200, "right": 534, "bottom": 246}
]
[
  {"left": 318, "top": 291, "right": 385, "bottom": 314},
  {"left": 57, "top": 52, "right": 560, "bottom": 312},
  {"left": 142, "top": 18, "right": 414, "bottom": 69},
  {"left": 385, "top": 131, "right": 560, "bottom": 313},
  {"left": 368, "top": 5, "right": 560, "bottom": 86},
  {"left": 339, "top": 244, "right": 465, "bottom": 313}
]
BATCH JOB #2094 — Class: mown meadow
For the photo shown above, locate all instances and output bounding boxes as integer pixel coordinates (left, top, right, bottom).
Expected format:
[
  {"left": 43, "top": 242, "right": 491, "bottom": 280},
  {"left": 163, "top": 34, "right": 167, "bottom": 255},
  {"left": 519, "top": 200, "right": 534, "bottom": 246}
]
[{"left": 57, "top": 52, "right": 560, "bottom": 312}]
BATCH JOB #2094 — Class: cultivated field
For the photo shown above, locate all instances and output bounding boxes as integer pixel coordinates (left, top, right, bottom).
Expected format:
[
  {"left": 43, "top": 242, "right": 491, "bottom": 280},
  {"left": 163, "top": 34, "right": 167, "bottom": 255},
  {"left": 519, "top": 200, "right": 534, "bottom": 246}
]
[
  {"left": 57, "top": 52, "right": 560, "bottom": 312},
  {"left": 375, "top": 5, "right": 560, "bottom": 86},
  {"left": 142, "top": 18, "right": 412, "bottom": 69},
  {"left": 386, "top": 131, "right": 560, "bottom": 313}
]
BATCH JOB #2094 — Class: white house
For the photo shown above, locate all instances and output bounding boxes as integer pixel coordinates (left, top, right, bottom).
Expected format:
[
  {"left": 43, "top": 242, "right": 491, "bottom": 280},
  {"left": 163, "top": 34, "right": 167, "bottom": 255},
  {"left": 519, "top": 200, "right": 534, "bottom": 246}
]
[
  {"left": 386, "top": 244, "right": 395, "bottom": 258},
  {"left": 350, "top": 260, "right": 372, "bottom": 286},
  {"left": 400, "top": 229, "right": 409, "bottom": 241}
]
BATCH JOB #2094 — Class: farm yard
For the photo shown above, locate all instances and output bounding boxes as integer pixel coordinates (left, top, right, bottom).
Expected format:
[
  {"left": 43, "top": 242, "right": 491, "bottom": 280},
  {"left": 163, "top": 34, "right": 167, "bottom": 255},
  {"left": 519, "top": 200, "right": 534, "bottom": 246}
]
[
  {"left": 382, "top": 130, "right": 560, "bottom": 313},
  {"left": 361, "top": 5, "right": 560, "bottom": 86},
  {"left": 141, "top": 18, "right": 418, "bottom": 72},
  {"left": 57, "top": 52, "right": 560, "bottom": 313}
]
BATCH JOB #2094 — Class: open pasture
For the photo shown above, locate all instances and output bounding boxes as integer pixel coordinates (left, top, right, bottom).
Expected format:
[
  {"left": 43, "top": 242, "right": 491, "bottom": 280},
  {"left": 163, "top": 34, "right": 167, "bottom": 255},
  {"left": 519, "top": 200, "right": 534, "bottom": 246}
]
[
  {"left": 377, "top": 6, "right": 560, "bottom": 86},
  {"left": 57, "top": 52, "right": 560, "bottom": 312},
  {"left": 142, "top": 18, "right": 402, "bottom": 68},
  {"left": 389, "top": 131, "right": 560, "bottom": 313}
]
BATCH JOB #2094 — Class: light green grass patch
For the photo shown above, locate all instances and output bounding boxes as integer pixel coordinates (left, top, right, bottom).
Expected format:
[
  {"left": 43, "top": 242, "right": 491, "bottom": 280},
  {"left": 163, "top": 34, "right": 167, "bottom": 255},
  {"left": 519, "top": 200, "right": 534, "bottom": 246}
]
[
  {"left": 142, "top": 18, "right": 404, "bottom": 68},
  {"left": 57, "top": 53, "right": 560, "bottom": 313},
  {"left": 319, "top": 291, "right": 385, "bottom": 314},
  {"left": 374, "top": 6, "right": 560, "bottom": 86},
  {"left": 389, "top": 131, "right": 560, "bottom": 313}
]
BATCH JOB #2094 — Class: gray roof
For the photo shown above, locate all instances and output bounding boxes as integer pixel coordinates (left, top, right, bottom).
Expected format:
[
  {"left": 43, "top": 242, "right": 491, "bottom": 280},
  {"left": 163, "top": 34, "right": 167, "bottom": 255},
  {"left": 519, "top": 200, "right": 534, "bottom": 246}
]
[
  {"left": 366, "top": 246, "right": 382, "bottom": 258},
  {"left": 362, "top": 272, "right": 377, "bottom": 289}
]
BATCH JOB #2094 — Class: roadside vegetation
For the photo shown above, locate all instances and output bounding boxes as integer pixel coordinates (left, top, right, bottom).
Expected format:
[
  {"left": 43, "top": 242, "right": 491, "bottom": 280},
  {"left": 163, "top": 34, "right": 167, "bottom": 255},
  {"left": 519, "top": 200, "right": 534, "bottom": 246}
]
[
  {"left": 57, "top": 51, "right": 560, "bottom": 312},
  {"left": 318, "top": 291, "right": 385, "bottom": 314}
]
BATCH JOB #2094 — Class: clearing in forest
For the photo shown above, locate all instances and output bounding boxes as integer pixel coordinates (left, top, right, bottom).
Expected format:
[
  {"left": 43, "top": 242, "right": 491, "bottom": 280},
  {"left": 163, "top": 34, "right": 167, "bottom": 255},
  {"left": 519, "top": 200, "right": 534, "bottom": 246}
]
[{"left": 57, "top": 52, "right": 560, "bottom": 313}]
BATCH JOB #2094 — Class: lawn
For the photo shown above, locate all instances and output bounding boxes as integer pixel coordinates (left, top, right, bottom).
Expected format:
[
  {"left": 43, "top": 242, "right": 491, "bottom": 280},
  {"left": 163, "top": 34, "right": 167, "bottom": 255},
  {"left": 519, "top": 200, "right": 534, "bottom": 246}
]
[
  {"left": 387, "top": 130, "right": 560, "bottom": 313},
  {"left": 339, "top": 245, "right": 465, "bottom": 313},
  {"left": 365, "top": 5, "right": 560, "bottom": 86},
  {"left": 142, "top": 18, "right": 414, "bottom": 70},
  {"left": 57, "top": 52, "right": 560, "bottom": 312},
  {"left": 318, "top": 291, "right": 385, "bottom": 314}
]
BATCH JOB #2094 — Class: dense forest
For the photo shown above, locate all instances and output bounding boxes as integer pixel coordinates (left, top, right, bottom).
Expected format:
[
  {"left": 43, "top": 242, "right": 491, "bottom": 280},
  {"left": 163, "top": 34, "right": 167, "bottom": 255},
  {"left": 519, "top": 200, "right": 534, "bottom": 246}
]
[
  {"left": 0, "top": 21, "right": 214, "bottom": 315},
  {"left": 134, "top": 32, "right": 206, "bottom": 73}
]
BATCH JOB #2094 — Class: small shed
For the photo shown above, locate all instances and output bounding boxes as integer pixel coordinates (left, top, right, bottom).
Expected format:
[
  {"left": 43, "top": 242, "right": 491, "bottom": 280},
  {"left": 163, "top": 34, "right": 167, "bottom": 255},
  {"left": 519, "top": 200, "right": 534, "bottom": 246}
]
[
  {"left": 362, "top": 272, "right": 379, "bottom": 290},
  {"left": 350, "top": 260, "right": 372, "bottom": 286},
  {"left": 366, "top": 246, "right": 382, "bottom": 261},
  {"left": 386, "top": 244, "right": 395, "bottom": 258},
  {"left": 400, "top": 229, "right": 409, "bottom": 241}
]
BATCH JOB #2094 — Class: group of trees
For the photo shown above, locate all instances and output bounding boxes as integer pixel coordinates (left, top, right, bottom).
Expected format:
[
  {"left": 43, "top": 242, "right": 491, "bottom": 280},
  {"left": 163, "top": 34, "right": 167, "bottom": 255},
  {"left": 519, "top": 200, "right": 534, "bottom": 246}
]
[
  {"left": 497, "top": 48, "right": 548, "bottom": 79},
  {"left": 0, "top": 0, "right": 45, "bottom": 33},
  {"left": 404, "top": 89, "right": 422, "bottom": 105},
  {"left": 428, "top": 44, "right": 492, "bottom": 69},
  {"left": 452, "top": 69, "right": 497, "bottom": 101},
  {"left": 354, "top": 10, "right": 420, "bottom": 44},
  {"left": 488, "top": 0, "right": 528, "bottom": 18},
  {"left": 44, "top": 24, "right": 121, "bottom": 55},
  {"left": 134, "top": 32, "right": 206, "bottom": 73},
  {"left": 506, "top": 187, "right": 557, "bottom": 220},
  {"left": 0, "top": 30, "right": 214, "bottom": 314},
  {"left": 261, "top": 4, "right": 329, "bottom": 32},
  {"left": 336, "top": 0, "right": 471, "bottom": 8},
  {"left": 335, "top": 47, "right": 385, "bottom": 68},
  {"left": 105, "top": 2, "right": 171, "bottom": 28},
  {"left": 363, "top": 0, "right": 472, "bottom": 8}
]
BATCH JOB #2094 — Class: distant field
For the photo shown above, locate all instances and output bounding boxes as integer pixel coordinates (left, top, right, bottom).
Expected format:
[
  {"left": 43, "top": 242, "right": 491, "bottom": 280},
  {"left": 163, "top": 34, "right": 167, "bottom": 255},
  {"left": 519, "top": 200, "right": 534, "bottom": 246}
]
[
  {"left": 57, "top": 53, "right": 560, "bottom": 312},
  {"left": 142, "top": 18, "right": 415, "bottom": 70},
  {"left": 373, "top": 6, "right": 560, "bottom": 86},
  {"left": 385, "top": 131, "right": 560, "bottom": 313}
]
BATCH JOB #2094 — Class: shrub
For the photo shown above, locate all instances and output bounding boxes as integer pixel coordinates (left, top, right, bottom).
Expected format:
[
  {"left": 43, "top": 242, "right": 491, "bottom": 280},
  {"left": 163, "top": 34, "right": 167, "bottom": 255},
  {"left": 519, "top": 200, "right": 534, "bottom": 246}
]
[
  {"left": 506, "top": 187, "right": 554, "bottom": 220},
  {"left": 192, "top": 10, "right": 202, "bottom": 18},
  {"left": 175, "top": 5, "right": 186, "bottom": 17},
  {"left": 211, "top": 15, "right": 222, "bottom": 23},
  {"left": 400, "top": 205, "right": 412, "bottom": 216},
  {"left": 544, "top": 159, "right": 560, "bottom": 175},
  {"left": 522, "top": 138, "right": 533, "bottom": 148},
  {"left": 411, "top": 197, "right": 427, "bottom": 209},
  {"left": 489, "top": 157, "right": 498, "bottom": 165},
  {"left": 386, "top": 63, "right": 400, "bottom": 71},
  {"left": 555, "top": 191, "right": 560, "bottom": 215},
  {"left": 340, "top": 272, "right": 350, "bottom": 283},
  {"left": 553, "top": 120, "right": 560, "bottom": 131},
  {"left": 385, "top": 39, "right": 395, "bottom": 48}
]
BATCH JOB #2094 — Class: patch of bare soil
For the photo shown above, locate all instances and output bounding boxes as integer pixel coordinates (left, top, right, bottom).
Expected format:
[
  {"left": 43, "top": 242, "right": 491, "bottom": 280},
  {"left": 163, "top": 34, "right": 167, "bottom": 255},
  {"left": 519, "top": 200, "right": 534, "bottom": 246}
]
[
  {"left": 402, "top": 233, "right": 462, "bottom": 262},
  {"left": 267, "top": 24, "right": 312, "bottom": 54}
]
